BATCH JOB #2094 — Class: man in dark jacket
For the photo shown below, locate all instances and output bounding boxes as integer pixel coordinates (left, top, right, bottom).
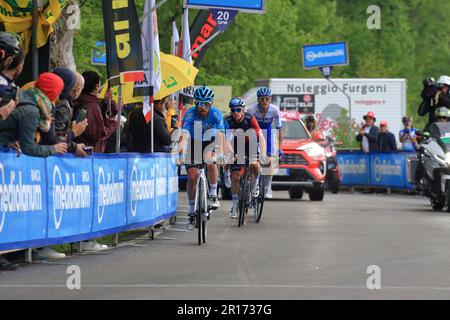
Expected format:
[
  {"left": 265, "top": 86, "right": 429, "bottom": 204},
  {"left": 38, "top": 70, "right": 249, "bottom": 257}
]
[
  {"left": 128, "top": 96, "right": 173, "bottom": 153},
  {"left": 356, "top": 111, "right": 379, "bottom": 153},
  {"left": 378, "top": 121, "right": 397, "bottom": 152},
  {"left": 0, "top": 73, "right": 67, "bottom": 157},
  {"left": 53, "top": 69, "right": 88, "bottom": 156},
  {"left": 74, "top": 71, "right": 118, "bottom": 153}
]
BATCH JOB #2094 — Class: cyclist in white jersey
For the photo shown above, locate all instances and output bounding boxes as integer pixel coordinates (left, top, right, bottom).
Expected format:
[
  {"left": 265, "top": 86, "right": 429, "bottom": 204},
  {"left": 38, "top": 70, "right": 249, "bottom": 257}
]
[{"left": 246, "top": 87, "right": 283, "bottom": 199}]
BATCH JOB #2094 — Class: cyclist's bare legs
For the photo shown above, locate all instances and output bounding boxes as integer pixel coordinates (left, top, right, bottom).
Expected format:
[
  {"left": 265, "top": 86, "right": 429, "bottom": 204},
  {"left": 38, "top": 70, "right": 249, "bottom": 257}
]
[{"left": 187, "top": 167, "right": 200, "bottom": 215}]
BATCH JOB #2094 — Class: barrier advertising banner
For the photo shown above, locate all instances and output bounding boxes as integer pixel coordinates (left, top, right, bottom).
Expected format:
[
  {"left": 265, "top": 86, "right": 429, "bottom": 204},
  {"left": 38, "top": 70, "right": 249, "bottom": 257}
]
[
  {"left": 370, "top": 153, "right": 405, "bottom": 188},
  {"left": 0, "top": 153, "right": 47, "bottom": 247},
  {"left": 0, "top": 152, "right": 177, "bottom": 251},
  {"left": 92, "top": 157, "right": 128, "bottom": 233},
  {"left": 337, "top": 152, "right": 370, "bottom": 186},
  {"left": 46, "top": 156, "right": 94, "bottom": 239},
  {"left": 127, "top": 156, "right": 156, "bottom": 225}
]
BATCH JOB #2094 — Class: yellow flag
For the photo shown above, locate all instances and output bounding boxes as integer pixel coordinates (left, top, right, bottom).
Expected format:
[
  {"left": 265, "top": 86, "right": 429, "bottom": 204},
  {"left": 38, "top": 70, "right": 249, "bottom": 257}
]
[{"left": 0, "top": 0, "right": 66, "bottom": 52}]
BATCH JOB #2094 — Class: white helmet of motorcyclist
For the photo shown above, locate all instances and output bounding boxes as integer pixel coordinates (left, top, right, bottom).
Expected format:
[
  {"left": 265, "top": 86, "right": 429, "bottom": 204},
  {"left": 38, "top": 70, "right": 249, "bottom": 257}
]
[{"left": 437, "top": 75, "right": 450, "bottom": 86}]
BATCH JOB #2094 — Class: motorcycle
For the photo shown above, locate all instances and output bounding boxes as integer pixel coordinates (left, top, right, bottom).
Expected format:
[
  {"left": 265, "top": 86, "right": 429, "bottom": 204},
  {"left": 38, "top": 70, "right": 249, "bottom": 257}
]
[
  {"left": 415, "top": 122, "right": 450, "bottom": 211},
  {"left": 315, "top": 134, "right": 341, "bottom": 194}
]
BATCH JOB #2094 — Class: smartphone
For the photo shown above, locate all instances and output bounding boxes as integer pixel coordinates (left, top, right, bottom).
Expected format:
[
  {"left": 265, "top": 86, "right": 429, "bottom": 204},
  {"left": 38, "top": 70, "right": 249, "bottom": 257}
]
[
  {"left": 82, "top": 146, "right": 93, "bottom": 156},
  {"left": 76, "top": 109, "right": 87, "bottom": 123}
]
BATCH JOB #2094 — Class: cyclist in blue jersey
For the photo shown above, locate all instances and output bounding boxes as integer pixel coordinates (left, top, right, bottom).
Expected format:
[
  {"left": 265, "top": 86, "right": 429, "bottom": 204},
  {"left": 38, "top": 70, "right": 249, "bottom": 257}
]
[
  {"left": 246, "top": 87, "right": 284, "bottom": 199},
  {"left": 179, "top": 86, "right": 225, "bottom": 230}
]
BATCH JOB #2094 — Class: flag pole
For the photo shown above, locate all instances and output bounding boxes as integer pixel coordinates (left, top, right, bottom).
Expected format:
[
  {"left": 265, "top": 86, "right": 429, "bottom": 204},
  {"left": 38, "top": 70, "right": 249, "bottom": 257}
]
[
  {"left": 148, "top": 0, "right": 155, "bottom": 153},
  {"left": 115, "top": 85, "right": 122, "bottom": 153}
]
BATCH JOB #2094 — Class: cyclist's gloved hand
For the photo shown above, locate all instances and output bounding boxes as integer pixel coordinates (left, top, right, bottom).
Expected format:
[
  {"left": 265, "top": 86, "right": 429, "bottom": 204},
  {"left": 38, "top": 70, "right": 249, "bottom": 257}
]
[{"left": 278, "top": 149, "right": 284, "bottom": 159}]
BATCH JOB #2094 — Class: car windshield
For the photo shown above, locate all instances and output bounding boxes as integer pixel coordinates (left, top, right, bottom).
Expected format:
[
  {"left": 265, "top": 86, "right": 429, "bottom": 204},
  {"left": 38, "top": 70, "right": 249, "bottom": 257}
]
[{"left": 282, "top": 120, "right": 309, "bottom": 139}]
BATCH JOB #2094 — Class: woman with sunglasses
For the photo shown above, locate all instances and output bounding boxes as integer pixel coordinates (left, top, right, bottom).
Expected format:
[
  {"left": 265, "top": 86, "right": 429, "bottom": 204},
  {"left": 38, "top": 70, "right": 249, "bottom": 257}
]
[
  {"left": 178, "top": 86, "right": 226, "bottom": 230},
  {"left": 246, "top": 87, "right": 283, "bottom": 199},
  {"left": 223, "top": 97, "right": 267, "bottom": 219}
]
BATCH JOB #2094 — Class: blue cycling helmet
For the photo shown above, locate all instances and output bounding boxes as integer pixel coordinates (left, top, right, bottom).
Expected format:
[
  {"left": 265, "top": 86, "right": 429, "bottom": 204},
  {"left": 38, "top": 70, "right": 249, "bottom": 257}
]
[
  {"left": 194, "top": 85, "right": 214, "bottom": 102},
  {"left": 257, "top": 87, "right": 272, "bottom": 98},
  {"left": 229, "top": 97, "right": 246, "bottom": 108}
]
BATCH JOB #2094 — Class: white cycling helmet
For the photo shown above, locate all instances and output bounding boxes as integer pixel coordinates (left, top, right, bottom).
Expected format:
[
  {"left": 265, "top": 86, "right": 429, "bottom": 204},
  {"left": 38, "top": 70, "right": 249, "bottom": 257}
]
[{"left": 437, "top": 75, "right": 450, "bottom": 86}]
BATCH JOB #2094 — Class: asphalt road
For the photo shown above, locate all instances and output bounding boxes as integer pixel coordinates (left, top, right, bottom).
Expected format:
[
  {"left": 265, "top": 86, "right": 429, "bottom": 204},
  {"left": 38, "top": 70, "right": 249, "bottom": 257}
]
[{"left": 2, "top": 191, "right": 450, "bottom": 300}]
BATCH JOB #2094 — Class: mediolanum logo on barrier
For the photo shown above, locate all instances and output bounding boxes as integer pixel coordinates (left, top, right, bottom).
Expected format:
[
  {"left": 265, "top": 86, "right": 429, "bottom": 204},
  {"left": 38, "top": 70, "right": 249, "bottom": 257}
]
[
  {"left": 338, "top": 157, "right": 367, "bottom": 180},
  {"left": 53, "top": 165, "right": 91, "bottom": 230},
  {"left": 0, "top": 162, "right": 43, "bottom": 234},
  {"left": 97, "top": 166, "right": 125, "bottom": 224},
  {"left": 130, "top": 165, "right": 154, "bottom": 217},
  {"left": 373, "top": 157, "right": 402, "bottom": 182}
]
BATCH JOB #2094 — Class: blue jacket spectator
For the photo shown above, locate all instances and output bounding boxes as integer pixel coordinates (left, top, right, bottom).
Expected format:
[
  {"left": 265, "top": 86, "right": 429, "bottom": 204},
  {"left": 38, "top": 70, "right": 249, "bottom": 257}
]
[{"left": 378, "top": 121, "right": 397, "bottom": 152}]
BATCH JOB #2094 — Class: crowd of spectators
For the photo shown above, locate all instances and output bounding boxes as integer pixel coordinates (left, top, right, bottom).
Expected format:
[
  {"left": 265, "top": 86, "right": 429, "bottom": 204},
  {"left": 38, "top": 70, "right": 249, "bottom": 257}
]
[{"left": 356, "top": 111, "right": 419, "bottom": 153}]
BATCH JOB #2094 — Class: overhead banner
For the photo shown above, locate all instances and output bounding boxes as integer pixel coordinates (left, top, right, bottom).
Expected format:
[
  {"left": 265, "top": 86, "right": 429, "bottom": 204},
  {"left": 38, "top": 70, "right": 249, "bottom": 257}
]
[
  {"left": 185, "top": 0, "right": 265, "bottom": 13},
  {"left": 0, "top": 0, "right": 66, "bottom": 52},
  {"left": 189, "top": 10, "right": 219, "bottom": 67},
  {"left": 102, "top": 0, "right": 144, "bottom": 86}
]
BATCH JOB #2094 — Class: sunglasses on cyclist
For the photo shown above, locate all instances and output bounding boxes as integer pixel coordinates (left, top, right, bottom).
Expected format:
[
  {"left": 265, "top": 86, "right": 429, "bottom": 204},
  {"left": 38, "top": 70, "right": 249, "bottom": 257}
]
[
  {"left": 259, "top": 97, "right": 270, "bottom": 102},
  {"left": 230, "top": 108, "right": 243, "bottom": 113},
  {"left": 195, "top": 101, "right": 212, "bottom": 109}
]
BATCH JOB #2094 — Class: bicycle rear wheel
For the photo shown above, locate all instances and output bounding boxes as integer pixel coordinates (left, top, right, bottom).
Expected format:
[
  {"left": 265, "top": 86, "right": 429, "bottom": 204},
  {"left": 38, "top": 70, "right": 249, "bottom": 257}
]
[{"left": 238, "top": 167, "right": 251, "bottom": 227}]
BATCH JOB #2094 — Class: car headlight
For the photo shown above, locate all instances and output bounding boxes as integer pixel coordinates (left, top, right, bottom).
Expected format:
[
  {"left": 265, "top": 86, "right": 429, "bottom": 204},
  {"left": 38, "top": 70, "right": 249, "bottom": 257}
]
[{"left": 297, "top": 143, "right": 325, "bottom": 157}]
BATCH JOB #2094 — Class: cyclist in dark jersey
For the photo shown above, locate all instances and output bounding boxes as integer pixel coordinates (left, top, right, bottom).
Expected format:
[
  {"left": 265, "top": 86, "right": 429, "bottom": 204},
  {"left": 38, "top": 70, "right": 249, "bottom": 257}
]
[{"left": 224, "top": 97, "right": 267, "bottom": 219}]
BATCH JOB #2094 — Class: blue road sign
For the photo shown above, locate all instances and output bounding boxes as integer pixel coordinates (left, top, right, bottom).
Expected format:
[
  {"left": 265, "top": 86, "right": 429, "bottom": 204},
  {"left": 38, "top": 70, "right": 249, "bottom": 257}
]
[
  {"left": 185, "top": 0, "right": 266, "bottom": 13},
  {"left": 302, "top": 42, "right": 349, "bottom": 69}
]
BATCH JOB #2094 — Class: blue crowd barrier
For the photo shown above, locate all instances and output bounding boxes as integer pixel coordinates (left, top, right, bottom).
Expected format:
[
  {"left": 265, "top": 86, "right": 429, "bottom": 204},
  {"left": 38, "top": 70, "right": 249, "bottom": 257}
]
[
  {"left": 0, "top": 151, "right": 178, "bottom": 251},
  {"left": 337, "top": 151, "right": 415, "bottom": 190}
]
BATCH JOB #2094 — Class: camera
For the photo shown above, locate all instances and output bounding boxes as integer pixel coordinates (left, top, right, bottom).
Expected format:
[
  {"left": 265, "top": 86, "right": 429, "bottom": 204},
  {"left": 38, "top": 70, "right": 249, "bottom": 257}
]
[{"left": 0, "top": 84, "right": 17, "bottom": 107}]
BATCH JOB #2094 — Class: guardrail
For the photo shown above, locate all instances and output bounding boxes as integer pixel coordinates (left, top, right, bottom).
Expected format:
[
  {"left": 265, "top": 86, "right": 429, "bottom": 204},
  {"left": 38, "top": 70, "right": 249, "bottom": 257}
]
[
  {"left": 336, "top": 151, "right": 417, "bottom": 190},
  {"left": 0, "top": 151, "right": 178, "bottom": 251}
]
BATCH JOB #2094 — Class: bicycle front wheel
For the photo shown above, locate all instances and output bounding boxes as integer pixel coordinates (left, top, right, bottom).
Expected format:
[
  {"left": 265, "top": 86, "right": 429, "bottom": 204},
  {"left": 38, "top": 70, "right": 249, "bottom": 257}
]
[{"left": 238, "top": 167, "right": 251, "bottom": 227}]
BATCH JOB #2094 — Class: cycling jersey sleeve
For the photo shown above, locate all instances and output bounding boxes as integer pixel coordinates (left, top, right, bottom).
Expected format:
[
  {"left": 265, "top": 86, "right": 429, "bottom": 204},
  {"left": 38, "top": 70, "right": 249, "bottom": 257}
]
[
  {"left": 250, "top": 116, "right": 262, "bottom": 136},
  {"left": 181, "top": 108, "right": 194, "bottom": 136},
  {"left": 214, "top": 109, "right": 225, "bottom": 133},
  {"left": 274, "top": 106, "right": 282, "bottom": 129}
]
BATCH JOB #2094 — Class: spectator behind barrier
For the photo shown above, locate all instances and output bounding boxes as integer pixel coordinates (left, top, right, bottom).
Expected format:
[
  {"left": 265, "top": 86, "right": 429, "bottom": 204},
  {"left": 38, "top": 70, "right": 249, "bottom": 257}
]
[
  {"left": 0, "top": 46, "right": 24, "bottom": 131},
  {"left": 128, "top": 96, "right": 173, "bottom": 153},
  {"left": 378, "top": 121, "right": 397, "bottom": 152},
  {"left": 53, "top": 69, "right": 88, "bottom": 157},
  {"left": 356, "top": 111, "right": 379, "bottom": 153},
  {"left": 0, "top": 72, "right": 67, "bottom": 157},
  {"left": 74, "top": 71, "right": 118, "bottom": 153},
  {"left": 0, "top": 32, "right": 21, "bottom": 271},
  {"left": 399, "top": 116, "right": 417, "bottom": 152}
]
